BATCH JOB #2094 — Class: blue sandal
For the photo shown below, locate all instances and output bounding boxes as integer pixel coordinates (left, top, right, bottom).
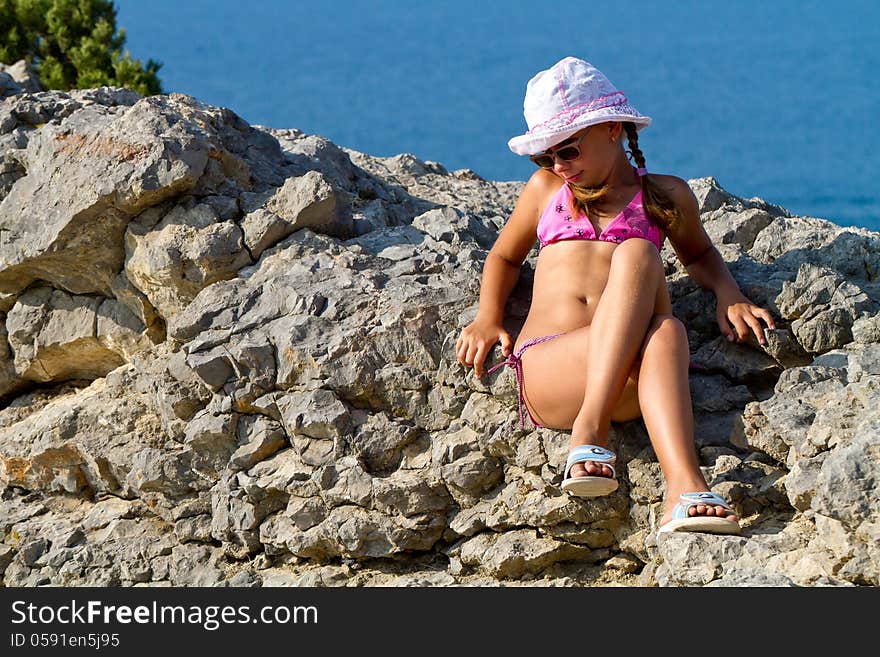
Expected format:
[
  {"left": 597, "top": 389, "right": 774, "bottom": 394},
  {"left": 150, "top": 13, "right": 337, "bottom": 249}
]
[
  {"left": 658, "top": 491, "right": 741, "bottom": 535},
  {"left": 560, "top": 445, "right": 619, "bottom": 497}
]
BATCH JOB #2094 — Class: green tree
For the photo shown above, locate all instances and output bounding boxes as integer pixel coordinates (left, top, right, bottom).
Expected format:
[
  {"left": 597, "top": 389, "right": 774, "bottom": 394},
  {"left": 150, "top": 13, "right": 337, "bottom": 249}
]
[{"left": 0, "top": 0, "right": 162, "bottom": 95}]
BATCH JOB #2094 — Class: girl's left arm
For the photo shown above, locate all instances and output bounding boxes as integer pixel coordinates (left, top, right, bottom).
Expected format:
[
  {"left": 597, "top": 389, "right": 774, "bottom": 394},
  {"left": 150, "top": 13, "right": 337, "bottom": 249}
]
[
  {"left": 684, "top": 244, "right": 776, "bottom": 346},
  {"left": 660, "top": 176, "right": 777, "bottom": 346}
]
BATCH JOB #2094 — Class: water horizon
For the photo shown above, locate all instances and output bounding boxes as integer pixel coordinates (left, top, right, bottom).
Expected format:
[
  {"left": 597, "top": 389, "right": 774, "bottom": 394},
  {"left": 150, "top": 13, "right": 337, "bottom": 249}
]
[{"left": 114, "top": 0, "right": 879, "bottom": 231}]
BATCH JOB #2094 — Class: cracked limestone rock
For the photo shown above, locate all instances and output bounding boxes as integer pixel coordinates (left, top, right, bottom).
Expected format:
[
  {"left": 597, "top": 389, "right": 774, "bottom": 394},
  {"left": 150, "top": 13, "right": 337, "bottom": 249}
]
[{"left": 2, "top": 71, "right": 879, "bottom": 587}]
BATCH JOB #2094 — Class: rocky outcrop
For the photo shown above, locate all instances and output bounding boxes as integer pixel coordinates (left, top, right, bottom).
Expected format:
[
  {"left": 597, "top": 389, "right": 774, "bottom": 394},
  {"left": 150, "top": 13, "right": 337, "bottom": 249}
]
[
  {"left": 0, "top": 61, "right": 44, "bottom": 99},
  {"left": 1, "top": 69, "right": 878, "bottom": 587}
]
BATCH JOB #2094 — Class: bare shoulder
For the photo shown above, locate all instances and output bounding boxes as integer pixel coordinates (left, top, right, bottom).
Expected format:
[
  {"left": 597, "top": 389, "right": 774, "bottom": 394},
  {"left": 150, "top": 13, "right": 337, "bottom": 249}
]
[
  {"left": 646, "top": 173, "right": 698, "bottom": 209},
  {"left": 648, "top": 174, "right": 712, "bottom": 266},
  {"left": 525, "top": 167, "right": 565, "bottom": 203},
  {"left": 522, "top": 168, "right": 566, "bottom": 222},
  {"left": 491, "top": 169, "right": 562, "bottom": 265}
]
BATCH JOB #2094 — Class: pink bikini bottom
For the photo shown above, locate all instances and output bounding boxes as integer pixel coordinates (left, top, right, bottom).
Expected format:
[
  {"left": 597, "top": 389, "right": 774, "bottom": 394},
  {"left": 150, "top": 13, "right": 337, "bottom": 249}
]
[
  {"left": 486, "top": 331, "right": 706, "bottom": 430},
  {"left": 487, "top": 332, "right": 566, "bottom": 428}
]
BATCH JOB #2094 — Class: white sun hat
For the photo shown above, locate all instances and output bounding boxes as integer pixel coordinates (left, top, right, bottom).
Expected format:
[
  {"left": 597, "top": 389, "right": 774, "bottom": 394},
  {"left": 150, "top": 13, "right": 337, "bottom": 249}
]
[{"left": 508, "top": 57, "right": 652, "bottom": 156}]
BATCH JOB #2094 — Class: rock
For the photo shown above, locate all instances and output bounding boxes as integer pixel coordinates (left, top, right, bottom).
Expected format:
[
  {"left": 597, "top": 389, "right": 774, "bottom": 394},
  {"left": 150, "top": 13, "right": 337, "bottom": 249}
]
[
  {"left": 457, "top": 528, "right": 592, "bottom": 578},
  {"left": 20, "top": 538, "right": 49, "bottom": 566},
  {"left": 0, "top": 60, "right": 44, "bottom": 94},
  {"left": 705, "top": 568, "right": 797, "bottom": 587},
  {"left": 174, "top": 514, "right": 213, "bottom": 543},
  {"left": 604, "top": 553, "right": 643, "bottom": 573},
  {"left": 692, "top": 336, "right": 781, "bottom": 384},
  {"left": 225, "top": 570, "right": 261, "bottom": 587},
  {"left": 0, "top": 543, "right": 14, "bottom": 575},
  {"left": 124, "top": 206, "right": 253, "bottom": 320},
  {"left": 168, "top": 544, "right": 224, "bottom": 586},
  {"left": 778, "top": 262, "right": 877, "bottom": 354},
  {"left": 126, "top": 447, "right": 196, "bottom": 496},
  {"left": 703, "top": 208, "right": 773, "bottom": 251},
  {"left": 347, "top": 411, "right": 419, "bottom": 474},
  {"left": 229, "top": 414, "right": 286, "bottom": 471},
  {"left": 0, "top": 72, "right": 24, "bottom": 100},
  {"left": 5, "top": 286, "right": 131, "bottom": 382},
  {"left": 371, "top": 469, "right": 453, "bottom": 516},
  {"left": 2, "top": 81, "right": 879, "bottom": 589},
  {"left": 689, "top": 177, "right": 735, "bottom": 214},
  {"left": 83, "top": 498, "right": 135, "bottom": 530},
  {"left": 0, "top": 93, "right": 278, "bottom": 298},
  {"left": 241, "top": 170, "right": 351, "bottom": 256},
  {"left": 1, "top": 443, "right": 92, "bottom": 494}
]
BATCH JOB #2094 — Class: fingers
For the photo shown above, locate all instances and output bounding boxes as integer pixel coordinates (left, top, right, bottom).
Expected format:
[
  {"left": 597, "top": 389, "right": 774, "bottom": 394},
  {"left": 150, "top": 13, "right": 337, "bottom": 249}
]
[
  {"left": 455, "top": 327, "right": 512, "bottom": 379},
  {"left": 460, "top": 341, "right": 480, "bottom": 377},
  {"left": 742, "top": 313, "right": 767, "bottom": 346},
  {"left": 458, "top": 341, "right": 469, "bottom": 367},
  {"left": 459, "top": 340, "right": 489, "bottom": 378},
  {"left": 472, "top": 342, "right": 488, "bottom": 378},
  {"left": 724, "top": 313, "right": 749, "bottom": 343},
  {"left": 455, "top": 336, "right": 470, "bottom": 367},
  {"left": 755, "top": 307, "right": 777, "bottom": 331},
  {"left": 454, "top": 328, "right": 482, "bottom": 373},
  {"left": 718, "top": 306, "right": 739, "bottom": 342},
  {"left": 500, "top": 333, "right": 512, "bottom": 357},
  {"left": 722, "top": 303, "right": 778, "bottom": 346}
]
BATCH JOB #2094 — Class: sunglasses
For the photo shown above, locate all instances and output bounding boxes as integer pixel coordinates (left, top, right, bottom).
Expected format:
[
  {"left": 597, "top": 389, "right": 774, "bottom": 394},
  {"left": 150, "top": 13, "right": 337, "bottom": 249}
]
[{"left": 528, "top": 127, "right": 593, "bottom": 168}]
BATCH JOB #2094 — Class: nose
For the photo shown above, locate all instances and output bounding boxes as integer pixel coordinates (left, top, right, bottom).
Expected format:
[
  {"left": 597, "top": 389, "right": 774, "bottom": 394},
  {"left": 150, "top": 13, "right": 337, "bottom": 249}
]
[{"left": 552, "top": 156, "right": 569, "bottom": 174}]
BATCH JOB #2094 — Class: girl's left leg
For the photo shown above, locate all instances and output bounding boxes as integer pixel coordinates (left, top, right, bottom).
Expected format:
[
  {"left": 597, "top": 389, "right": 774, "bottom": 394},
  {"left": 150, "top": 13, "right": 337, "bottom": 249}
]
[{"left": 636, "top": 313, "right": 739, "bottom": 526}]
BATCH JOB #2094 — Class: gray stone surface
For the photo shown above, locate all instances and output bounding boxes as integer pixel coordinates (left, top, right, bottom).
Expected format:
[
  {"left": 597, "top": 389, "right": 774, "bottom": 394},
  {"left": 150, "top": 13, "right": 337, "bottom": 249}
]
[{"left": 2, "top": 71, "right": 878, "bottom": 587}]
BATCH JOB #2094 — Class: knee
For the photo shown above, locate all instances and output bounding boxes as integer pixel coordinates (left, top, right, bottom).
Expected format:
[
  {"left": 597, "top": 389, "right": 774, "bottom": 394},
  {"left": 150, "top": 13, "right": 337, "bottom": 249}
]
[
  {"left": 648, "top": 313, "right": 686, "bottom": 336},
  {"left": 610, "top": 238, "right": 663, "bottom": 277},
  {"left": 641, "top": 314, "right": 688, "bottom": 354}
]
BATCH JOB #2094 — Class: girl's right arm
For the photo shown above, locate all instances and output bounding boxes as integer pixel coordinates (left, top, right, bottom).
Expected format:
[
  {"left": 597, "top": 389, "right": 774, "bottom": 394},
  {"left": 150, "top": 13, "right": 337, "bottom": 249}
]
[{"left": 456, "top": 169, "right": 556, "bottom": 379}]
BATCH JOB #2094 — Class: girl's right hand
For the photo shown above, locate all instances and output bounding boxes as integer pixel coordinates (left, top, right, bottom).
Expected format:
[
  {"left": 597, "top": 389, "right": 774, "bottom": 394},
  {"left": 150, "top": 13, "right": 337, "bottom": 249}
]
[{"left": 455, "top": 319, "right": 514, "bottom": 380}]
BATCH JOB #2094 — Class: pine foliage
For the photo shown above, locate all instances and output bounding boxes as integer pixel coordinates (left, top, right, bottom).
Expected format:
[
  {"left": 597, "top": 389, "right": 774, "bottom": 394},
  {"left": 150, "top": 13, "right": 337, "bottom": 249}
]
[{"left": 0, "top": 0, "right": 162, "bottom": 95}]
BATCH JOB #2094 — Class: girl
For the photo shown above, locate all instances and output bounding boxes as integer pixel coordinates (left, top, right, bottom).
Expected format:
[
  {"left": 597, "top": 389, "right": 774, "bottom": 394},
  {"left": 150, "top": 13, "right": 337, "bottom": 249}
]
[{"left": 455, "top": 57, "right": 776, "bottom": 535}]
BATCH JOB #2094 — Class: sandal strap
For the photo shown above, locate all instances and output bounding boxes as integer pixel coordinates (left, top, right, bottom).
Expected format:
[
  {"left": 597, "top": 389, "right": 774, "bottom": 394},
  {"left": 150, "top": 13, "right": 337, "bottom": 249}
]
[
  {"left": 671, "top": 491, "right": 733, "bottom": 520},
  {"left": 564, "top": 445, "right": 617, "bottom": 480}
]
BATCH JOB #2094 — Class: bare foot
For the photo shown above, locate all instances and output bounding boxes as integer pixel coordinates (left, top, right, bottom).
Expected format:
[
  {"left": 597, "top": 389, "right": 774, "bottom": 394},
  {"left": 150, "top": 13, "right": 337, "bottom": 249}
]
[
  {"left": 659, "top": 492, "right": 739, "bottom": 527},
  {"left": 568, "top": 460, "right": 614, "bottom": 479},
  {"left": 566, "top": 441, "right": 615, "bottom": 479}
]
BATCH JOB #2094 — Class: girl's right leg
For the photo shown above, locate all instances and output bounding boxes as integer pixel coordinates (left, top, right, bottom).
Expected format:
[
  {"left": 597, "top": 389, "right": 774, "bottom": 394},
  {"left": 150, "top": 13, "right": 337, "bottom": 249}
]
[
  {"left": 515, "top": 238, "right": 668, "bottom": 478},
  {"left": 569, "top": 238, "right": 666, "bottom": 445}
]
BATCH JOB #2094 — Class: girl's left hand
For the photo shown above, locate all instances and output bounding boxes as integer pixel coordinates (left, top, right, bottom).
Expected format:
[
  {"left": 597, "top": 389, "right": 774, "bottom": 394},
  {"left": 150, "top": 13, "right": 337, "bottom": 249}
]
[{"left": 717, "top": 291, "right": 777, "bottom": 346}]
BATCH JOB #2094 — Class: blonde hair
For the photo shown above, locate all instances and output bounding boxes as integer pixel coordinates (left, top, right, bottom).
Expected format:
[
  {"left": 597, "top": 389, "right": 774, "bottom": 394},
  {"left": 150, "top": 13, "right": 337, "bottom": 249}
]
[{"left": 568, "top": 121, "right": 681, "bottom": 233}]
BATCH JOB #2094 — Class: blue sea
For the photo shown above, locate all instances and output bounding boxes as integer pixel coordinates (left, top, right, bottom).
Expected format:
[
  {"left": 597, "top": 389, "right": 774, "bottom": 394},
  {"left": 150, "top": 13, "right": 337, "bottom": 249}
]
[{"left": 115, "top": 0, "right": 880, "bottom": 231}]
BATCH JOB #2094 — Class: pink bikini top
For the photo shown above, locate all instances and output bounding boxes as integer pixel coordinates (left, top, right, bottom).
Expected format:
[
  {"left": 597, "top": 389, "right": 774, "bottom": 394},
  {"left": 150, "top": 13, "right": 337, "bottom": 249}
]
[{"left": 537, "top": 181, "right": 664, "bottom": 252}]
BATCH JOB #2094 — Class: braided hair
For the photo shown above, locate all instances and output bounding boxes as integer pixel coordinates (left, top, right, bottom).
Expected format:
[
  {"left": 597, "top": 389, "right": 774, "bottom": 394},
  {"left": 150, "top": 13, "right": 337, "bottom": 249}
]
[
  {"left": 569, "top": 122, "right": 681, "bottom": 233},
  {"left": 622, "top": 121, "right": 681, "bottom": 232}
]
